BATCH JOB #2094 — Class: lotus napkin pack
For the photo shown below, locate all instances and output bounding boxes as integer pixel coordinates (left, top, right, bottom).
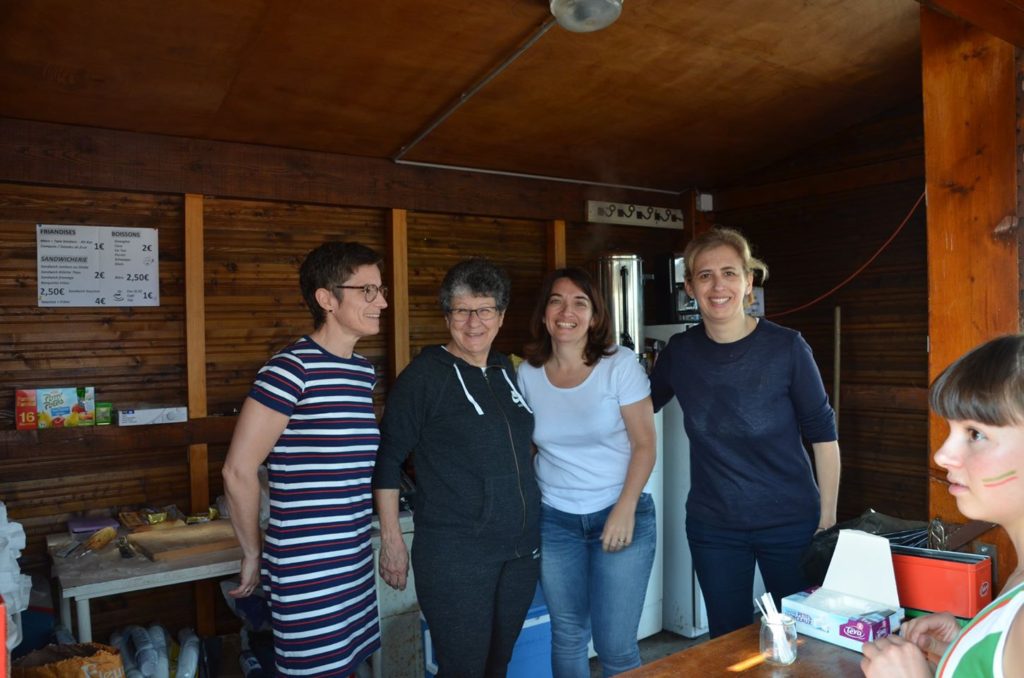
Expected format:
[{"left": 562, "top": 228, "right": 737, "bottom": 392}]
[{"left": 781, "top": 530, "right": 904, "bottom": 653}]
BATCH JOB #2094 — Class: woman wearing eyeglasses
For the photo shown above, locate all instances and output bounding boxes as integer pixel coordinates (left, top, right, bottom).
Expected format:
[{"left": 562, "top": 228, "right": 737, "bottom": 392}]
[
  {"left": 373, "top": 258, "right": 540, "bottom": 678},
  {"left": 223, "top": 241, "right": 389, "bottom": 677}
]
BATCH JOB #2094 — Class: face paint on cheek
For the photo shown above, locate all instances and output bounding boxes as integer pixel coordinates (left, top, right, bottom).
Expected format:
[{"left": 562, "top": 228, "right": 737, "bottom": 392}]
[{"left": 981, "top": 470, "right": 1020, "bottom": 488}]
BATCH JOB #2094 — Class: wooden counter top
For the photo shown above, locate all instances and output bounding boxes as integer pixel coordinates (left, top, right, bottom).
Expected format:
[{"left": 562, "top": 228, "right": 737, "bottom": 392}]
[{"left": 623, "top": 624, "right": 864, "bottom": 677}]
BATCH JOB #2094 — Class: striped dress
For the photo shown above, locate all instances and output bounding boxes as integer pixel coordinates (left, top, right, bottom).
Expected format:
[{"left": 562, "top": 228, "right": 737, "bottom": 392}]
[{"left": 249, "top": 336, "right": 381, "bottom": 677}]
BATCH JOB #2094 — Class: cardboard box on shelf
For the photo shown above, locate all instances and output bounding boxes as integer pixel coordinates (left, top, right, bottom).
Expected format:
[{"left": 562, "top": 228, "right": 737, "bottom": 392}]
[
  {"left": 15, "top": 387, "right": 103, "bottom": 429},
  {"left": 95, "top": 402, "right": 112, "bottom": 426},
  {"left": 15, "top": 390, "right": 37, "bottom": 430},
  {"left": 117, "top": 406, "right": 188, "bottom": 427},
  {"left": 782, "top": 530, "right": 904, "bottom": 653}
]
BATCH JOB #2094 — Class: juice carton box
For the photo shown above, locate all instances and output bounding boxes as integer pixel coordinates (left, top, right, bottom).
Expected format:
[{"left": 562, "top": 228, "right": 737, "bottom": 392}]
[
  {"left": 15, "top": 389, "right": 38, "bottom": 430},
  {"left": 36, "top": 387, "right": 96, "bottom": 428}
]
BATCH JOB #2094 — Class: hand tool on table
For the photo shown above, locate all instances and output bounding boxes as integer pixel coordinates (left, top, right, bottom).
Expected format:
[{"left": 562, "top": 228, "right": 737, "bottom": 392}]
[{"left": 77, "top": 525, "right": 117, "bottom": 557}]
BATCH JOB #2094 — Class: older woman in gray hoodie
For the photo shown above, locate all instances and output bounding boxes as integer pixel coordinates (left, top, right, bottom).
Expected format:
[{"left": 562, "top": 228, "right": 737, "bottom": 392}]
[{"left": 373, "top": 258, "right": 540, "bottom": 678}]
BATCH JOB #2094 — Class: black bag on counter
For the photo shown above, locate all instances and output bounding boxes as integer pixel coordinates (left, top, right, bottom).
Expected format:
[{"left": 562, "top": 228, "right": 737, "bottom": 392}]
[{"left": 800, "top": 509, "right": 928, "bottom": 586}]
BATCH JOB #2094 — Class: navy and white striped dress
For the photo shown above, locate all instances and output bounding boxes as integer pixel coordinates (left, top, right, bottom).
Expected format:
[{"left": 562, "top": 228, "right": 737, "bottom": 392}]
[{"left": 249, "top": 336, "right": 381, "bottom": 677}]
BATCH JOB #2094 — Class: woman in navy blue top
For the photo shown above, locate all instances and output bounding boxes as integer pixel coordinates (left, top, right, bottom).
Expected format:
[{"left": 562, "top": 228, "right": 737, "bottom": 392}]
[{"left": 649, "top": 227, "right": 841, "bottom": 638}]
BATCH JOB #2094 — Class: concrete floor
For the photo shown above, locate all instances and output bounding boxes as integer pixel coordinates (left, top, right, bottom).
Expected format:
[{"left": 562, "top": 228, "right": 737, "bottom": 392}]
[{"left": 218, "top": 628, "right": 709, "bottom": 677}]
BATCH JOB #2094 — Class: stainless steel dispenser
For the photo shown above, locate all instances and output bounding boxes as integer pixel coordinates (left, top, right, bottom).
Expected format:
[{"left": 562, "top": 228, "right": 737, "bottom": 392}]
[{"left": 596, "top": 254, "right": 644, "bottom": 356}]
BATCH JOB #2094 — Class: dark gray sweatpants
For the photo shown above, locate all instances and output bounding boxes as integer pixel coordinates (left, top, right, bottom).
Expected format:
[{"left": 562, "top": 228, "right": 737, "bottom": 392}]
[{"left": 413, "top": 533, "right": 540, "bottom": 678}]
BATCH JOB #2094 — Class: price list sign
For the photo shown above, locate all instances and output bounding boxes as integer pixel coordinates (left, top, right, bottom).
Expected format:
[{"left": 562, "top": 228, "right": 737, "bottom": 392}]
[{"left": 36, "top": 224, "right": 160, "bottom": 307}]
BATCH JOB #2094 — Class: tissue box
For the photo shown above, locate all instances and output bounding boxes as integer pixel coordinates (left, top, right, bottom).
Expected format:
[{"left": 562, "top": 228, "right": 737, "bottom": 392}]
[
  {"left": 782, "top": 588, "right": 902, "bottom": 651},
  {"left": 117, "top": 406, "right": 187, "bottom": 426},
  {"left": 782, "top": 530, "right": 904, "bottom": 653}
]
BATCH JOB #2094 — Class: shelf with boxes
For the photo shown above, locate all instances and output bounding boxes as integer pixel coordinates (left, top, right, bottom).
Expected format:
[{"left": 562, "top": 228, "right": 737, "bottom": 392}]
[
  {"left": 1, "top": 415, "right": 239, "bottom": 590},
  {"left": 15, "top": 387, "right": 194, "bottom": 431},
  {"left": 0, "top": 415, "right": 237, "bottom": 450}
]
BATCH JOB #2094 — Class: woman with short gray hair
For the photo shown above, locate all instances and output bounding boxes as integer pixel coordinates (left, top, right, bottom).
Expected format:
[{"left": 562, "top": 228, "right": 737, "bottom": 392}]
[
  {"left": 438, "top": 256, "right": 512, "bottom": 314},
  {"left": 374, "top": 258, "right": 540, "bottom": 677}
]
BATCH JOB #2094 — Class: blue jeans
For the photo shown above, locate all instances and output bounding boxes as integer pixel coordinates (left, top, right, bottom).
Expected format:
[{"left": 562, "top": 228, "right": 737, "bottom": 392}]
[
  {"left": 540, "top": 494, "right": 657, "bottom": 678},
  {"left": 686, "top": 514, "right": 818, "bottom": 638}
]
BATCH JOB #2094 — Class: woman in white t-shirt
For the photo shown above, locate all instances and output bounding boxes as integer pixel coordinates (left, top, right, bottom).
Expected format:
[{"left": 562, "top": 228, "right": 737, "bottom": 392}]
[{"left": 518, "top": 267, "right": 657, "bottom": 677}]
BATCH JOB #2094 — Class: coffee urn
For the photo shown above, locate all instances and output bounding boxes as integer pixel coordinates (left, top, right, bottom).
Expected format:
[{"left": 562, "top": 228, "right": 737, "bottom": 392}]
[{"left": 596, "top": 254, "right": 644, "bottom": 357}]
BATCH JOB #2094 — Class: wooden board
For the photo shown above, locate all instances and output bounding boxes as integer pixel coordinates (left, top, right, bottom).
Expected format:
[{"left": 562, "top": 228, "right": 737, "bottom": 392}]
[{"left": 128, "top": 520, "right": 239, "bottom": 562}]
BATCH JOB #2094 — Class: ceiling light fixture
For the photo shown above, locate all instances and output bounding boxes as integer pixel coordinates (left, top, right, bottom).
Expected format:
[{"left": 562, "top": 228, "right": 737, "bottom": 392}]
[{"left": 550, "top": 0, "right": 623, "bottom": 33}]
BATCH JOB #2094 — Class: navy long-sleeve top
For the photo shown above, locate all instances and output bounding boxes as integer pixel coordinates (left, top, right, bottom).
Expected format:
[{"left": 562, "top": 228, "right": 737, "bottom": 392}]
[{"left": 649, "top": 320, "right": 837, "bottom": 529}]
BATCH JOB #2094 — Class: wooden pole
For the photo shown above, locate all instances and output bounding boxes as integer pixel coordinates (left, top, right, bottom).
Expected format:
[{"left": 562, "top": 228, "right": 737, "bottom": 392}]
[
  {"left": 922, "top": 5, "right": 1019, "bottom": 587},
  {"left": 184, "top": 192, "right": 216, "bottom": 636},
  {"left": 184, "top": 193, "right": 209, "bottom": 513},
  {"left": 388, "top": 208, "right": 410, "bottom": 376},
  {"left": 548, "top": 219, "right": 566, "bottom": 269}
]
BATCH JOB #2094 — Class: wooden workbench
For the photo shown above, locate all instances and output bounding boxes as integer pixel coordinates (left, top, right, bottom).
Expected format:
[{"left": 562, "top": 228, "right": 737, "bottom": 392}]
[{"left": 46, "top": 529, "right": 241, "bottom": 642}]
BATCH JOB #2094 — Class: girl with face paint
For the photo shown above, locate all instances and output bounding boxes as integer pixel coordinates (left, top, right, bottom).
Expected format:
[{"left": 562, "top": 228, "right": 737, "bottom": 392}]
[{"left": 862, "top": 334, "right": 1024, "bottom": 677}]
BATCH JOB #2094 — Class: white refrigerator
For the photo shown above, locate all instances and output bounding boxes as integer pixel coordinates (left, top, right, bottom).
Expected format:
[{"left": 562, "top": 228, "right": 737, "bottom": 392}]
[
  {"left": 636, "top": 410, "right": 663, "bottom": 639},
  {"left": 645, "top": 323, "right": 708, "bottom": 638}
]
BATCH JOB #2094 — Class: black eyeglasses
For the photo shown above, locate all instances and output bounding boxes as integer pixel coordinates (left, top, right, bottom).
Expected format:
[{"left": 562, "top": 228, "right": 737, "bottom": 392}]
[
  {"left": 334, "top": 284, "right": 388, "bottom": 302},
  {"left": 448, "top": 306, "right": 499, "bottom": 322}
]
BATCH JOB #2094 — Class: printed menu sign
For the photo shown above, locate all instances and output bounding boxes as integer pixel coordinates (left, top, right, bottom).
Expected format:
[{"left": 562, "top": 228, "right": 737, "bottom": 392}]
[{"left": 36, "top": 224, "right": 160, "bottom": 307}]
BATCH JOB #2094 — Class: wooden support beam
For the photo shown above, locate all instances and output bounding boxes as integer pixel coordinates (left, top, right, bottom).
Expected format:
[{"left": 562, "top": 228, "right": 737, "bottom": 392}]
[
  {"left": 184, "top": 192, "right": 216, "bottom": 636},
  {"left": 922, "top": 6, "right": 1020, "bottom": 587},
  {"left": 548, "top": 219, "right": 566, "bottom": 269},
  {"left": 918, "top": 0, "right": 1024, "bottom": 48},
  {"left": 685, "top": 189, "right": 714, "bottom": 240},
  {"left": 184, "top": 193, "right": 209, "bottom": 512},
  {"left": 0, "top": 117, "right": 677, "bottom": 223},
  {"left": 388, "top": 208, "right": 410, "bottom": 377}
]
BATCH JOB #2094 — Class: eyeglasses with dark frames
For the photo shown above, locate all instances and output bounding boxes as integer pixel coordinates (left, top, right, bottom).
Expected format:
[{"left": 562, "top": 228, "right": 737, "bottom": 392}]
[
  {"left": 448, "top": 306, "right": 499, "bottom": 322},
  {"left": 334, "top": 284, "right": 388, "bottom": 303}
]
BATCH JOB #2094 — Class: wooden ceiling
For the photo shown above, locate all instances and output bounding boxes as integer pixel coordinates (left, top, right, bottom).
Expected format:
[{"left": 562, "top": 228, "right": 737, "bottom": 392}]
[{"left": 0, "top": 0, "right": 921, "bottom": 193}]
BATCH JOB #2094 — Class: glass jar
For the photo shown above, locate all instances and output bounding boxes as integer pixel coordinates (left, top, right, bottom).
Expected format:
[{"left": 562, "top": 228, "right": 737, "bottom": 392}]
[{"left": 760, "top": 614, "right": 798, "bottom": 665}]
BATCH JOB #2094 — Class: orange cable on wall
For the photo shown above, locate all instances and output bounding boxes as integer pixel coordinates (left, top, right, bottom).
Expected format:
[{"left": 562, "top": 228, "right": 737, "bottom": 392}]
[{"left": 767, "top": 189, "right": 926, "bottom": 319}]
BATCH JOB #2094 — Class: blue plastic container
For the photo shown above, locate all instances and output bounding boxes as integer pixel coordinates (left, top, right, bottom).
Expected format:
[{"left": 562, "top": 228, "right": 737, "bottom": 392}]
[{"left": 423, "top": 583, "right": 552, "bottom": 677}]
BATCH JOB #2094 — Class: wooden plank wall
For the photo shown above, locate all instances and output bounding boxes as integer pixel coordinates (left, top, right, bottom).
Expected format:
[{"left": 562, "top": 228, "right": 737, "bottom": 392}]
[
  {"left": 0, "top": 111, "right": 928, "bottom": 636},
  {"left": 0, "top": 121, "right": 681, "bottom": 640},
  {"left": 202, "top": 198, "right": 390, "bottom": 415},
  {"left": 406, "top": 212, "right": 549, "bottom": 360},
  {"left": 712, "top": 106, "right": 929, "bottom": 522},
  {"left": 0, "top": 182, "right": 208, "bottom": 634},
  {"left": 1, "top": 182, "right": 674, "bottom": 639},
  {"left": 0, "top": 183, "right": 190, "bottom": 546}
]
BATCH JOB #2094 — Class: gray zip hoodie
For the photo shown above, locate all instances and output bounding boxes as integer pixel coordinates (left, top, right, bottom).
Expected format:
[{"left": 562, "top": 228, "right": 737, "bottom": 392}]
[{"left": 373, "top": 345, "right": 540, "bottom": 557}]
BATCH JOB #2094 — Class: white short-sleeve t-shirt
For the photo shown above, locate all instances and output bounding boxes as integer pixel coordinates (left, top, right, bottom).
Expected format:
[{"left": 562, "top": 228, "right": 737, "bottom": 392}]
[{"left": 517, "top": 345, "right": 651, "bottom": 514}]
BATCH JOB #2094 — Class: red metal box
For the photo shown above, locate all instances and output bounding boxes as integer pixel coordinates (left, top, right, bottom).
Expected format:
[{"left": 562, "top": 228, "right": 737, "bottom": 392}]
[{"left": 892, "top": 546, "right": 992, "bottom": 618}]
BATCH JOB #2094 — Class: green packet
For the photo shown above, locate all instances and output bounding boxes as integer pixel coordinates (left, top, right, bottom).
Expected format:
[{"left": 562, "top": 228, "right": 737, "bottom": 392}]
[{"left": 96, "top": 401, "right": 113, "bottom": 426}]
